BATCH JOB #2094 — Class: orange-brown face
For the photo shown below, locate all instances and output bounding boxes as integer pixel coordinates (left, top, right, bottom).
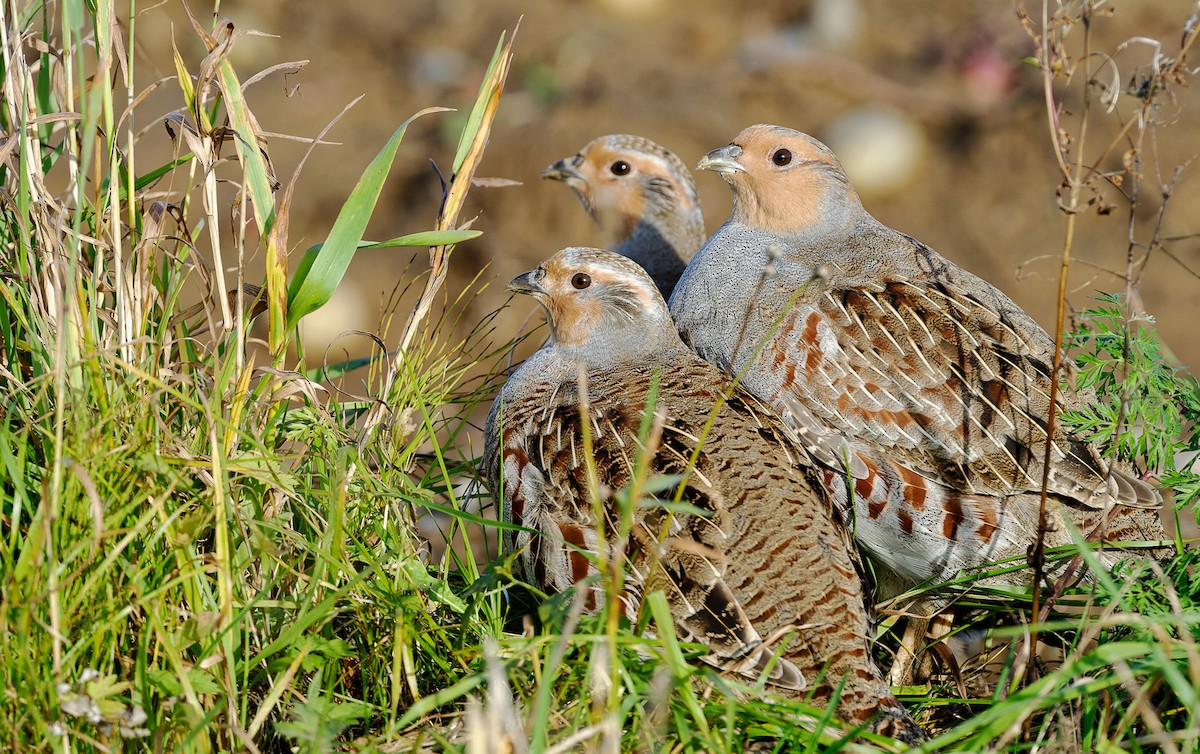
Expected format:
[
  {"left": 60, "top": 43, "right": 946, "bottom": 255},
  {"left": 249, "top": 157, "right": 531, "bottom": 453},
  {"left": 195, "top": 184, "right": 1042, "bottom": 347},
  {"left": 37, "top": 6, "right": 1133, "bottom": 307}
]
[
  {"left": 543, "top": 136, "right": 696, "bottom": 245},
  {"left": 698, "top": 124, "right": 858, "bottom": 235},
  {"left": 508, "top": 247, "right": 665, "bottom": 351}
]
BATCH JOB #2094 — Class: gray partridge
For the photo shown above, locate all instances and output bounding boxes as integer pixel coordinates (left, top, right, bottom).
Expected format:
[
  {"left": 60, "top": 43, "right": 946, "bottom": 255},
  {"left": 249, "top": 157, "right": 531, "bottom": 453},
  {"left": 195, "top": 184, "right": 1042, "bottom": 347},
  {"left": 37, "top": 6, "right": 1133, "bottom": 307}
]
[
  {"left": 669, "top": 124, "right": 1165, "bottom": 605},
  {"left": 483, "top": 247, "right": 925, "bottom": 743},
  {"left": 543, "top": 135, "right": 705, "bottom": 298}
]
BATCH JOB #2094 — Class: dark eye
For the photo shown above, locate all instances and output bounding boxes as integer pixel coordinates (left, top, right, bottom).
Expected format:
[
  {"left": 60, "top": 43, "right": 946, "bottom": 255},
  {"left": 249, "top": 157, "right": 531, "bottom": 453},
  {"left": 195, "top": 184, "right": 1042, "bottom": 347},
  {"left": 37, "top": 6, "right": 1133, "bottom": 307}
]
[
  {"left": 772, "top": 148, "right": 792, "bottom": 166},
  {"left": 571, "top": 272, "right": 592, "bottom": 290},
  {"left": 610, "top": 160, "right": 631, "bottom": 176}
]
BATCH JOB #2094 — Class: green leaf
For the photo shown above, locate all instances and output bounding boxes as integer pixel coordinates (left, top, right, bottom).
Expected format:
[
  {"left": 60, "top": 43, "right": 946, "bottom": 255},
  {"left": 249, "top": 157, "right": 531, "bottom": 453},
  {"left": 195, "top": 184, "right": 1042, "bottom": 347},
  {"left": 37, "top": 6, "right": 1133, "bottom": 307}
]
[
  {"left": 286, "top": 106, "right": 450, "bottom": 331},
  {"left": 214, "top": 44, "right": 276, "bottom": 238},
  {"left": 365, "top": 229, "right": 481, "bottom": 248},
  {"left": 406, "top": 497, "right": 531, "bottom": 534},
  {"left": 288, "top": 229, "right": 482, "bottom": 315},
  {"left": 402, "top": 557, "right": 467, "bottom": 613},
  {"left": 303, "top": 352, "right": 387, "bottom": 383},
  {"left": 84, "top": 673, "right": 130, "bottom": 701},
  {"left": 146, "top": 667, "right": 222, "bottom": 696},
  {"left": 117, "top": 157, "right": 194, "bottom": 202},
  {"left": 277, "top": 676, "right": 369, "bottom": 745}
]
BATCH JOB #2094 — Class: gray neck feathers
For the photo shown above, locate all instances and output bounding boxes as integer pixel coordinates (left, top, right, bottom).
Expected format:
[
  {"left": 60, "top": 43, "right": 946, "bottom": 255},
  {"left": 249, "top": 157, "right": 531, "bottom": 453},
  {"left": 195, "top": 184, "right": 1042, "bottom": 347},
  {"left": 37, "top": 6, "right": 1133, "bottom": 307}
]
[
  {"left": 640, "top": 174, "right": 703, "bottom": 250},
  {"left": 617, "top": 175, "right": 704, "bottom": 297},
  {"left": 555, "top": 312, "right": 687, "bottom": 370}
]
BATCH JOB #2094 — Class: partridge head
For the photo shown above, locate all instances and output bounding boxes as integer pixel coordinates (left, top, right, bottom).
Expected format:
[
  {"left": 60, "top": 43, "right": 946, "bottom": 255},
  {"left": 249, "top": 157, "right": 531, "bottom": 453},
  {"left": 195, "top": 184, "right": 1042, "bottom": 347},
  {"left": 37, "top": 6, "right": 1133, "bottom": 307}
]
[
  {"left": 484, "top": 247, "right": 925, "bottom": 744},
  {"left": 544, "top": 135, "right": 705, "bottom": 298},
  {"left": 506, "top": 245, "right": 683, "bottom": 369},
  {"left": 695, "top": 124, "right": 864, "bottom": 239},
  {"left": 670, "top": 124, "right": 1165, "bottom": 597}
]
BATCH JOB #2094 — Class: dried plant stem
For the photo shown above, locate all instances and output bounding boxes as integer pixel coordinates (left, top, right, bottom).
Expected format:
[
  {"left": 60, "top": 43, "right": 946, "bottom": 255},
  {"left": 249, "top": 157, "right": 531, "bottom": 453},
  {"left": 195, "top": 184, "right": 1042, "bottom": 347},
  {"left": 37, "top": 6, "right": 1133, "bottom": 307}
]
[{"left": 1028, "top": 0, "right": 1094, "bottom": 683}]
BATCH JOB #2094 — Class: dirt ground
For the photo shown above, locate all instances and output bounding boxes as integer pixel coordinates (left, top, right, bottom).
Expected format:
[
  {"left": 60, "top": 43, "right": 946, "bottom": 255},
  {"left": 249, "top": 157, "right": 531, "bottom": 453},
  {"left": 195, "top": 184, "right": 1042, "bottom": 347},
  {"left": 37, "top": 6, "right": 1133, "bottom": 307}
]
[{"left": 134, "top": 0, "right": 1200, "bottom": 373}]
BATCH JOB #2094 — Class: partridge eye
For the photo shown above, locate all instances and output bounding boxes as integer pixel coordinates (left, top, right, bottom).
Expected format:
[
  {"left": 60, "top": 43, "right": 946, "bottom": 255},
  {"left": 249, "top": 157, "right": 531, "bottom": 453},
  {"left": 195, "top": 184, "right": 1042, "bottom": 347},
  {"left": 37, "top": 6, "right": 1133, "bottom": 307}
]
[
  {"left": 610, "top": 160, "right": 631, "bottom": 176},
  {"left": 571, "top": 272, "right": 592, "bottom": 290},
  {"left": 772, "top": 148, "right": 793, "bottom": 167}
]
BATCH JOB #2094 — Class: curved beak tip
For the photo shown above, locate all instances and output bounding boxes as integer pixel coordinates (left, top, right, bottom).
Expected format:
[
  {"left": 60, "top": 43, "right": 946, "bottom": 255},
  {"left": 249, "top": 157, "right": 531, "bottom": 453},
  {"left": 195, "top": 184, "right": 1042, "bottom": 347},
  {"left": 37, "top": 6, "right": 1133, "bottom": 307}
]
[
  {"left": 507, "top": 270, "right": 542, "bottom": 295},
  {"left": 696, "top": 145, "right": 744, "bottom": 175},
  {"left": 541, "top": 159, "right": 574, "bottom": 181}
]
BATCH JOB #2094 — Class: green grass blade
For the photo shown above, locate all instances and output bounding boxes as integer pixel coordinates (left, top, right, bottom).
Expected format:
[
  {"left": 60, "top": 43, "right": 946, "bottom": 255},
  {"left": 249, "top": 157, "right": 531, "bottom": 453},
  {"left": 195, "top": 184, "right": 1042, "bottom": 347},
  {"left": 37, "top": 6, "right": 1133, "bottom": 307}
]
[
  {"left": 394, "top": 673, "right": 487, "bottom": 730},
  {"left": 365, "top": 229, "right": 482, "bottom": 248},
  {"left": 210, "top": 32, "right": 276, "bottom": 236},
  {"left": 289, "top": 229, "right": 482, "bottom": 300},
  {"left": 285, "top": 106, "right": 450, "bottom": 332},
  {"left": 116, "top": 156, "right": 194, "bottom": 202}
]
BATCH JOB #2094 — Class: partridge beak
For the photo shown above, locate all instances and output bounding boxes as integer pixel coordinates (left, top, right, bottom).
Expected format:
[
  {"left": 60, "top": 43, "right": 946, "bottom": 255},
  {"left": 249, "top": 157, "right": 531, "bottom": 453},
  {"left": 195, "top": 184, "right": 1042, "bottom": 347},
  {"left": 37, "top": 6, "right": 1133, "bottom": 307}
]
[
  {"left": 696, "top": 144, "right": 745, "bottom": 175},
  {"left": 507, "top": 269, "right": 545, "bottom": 296},
  {"left": 541, "top": 156, "right": 583, "bottom": 183}
]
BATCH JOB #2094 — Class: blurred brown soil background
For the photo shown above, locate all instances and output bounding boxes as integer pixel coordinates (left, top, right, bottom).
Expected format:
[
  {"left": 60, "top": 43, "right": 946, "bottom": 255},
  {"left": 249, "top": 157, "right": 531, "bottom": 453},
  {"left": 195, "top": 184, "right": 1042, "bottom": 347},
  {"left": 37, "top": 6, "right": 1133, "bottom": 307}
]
[{"left": 130, "top": 1, "right": 1199, "bottom": 554}]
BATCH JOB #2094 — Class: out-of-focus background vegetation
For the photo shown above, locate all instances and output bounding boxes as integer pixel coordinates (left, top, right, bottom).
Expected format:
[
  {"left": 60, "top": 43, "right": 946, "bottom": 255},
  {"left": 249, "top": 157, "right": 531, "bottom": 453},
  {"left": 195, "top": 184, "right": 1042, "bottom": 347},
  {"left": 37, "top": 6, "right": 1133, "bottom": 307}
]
[{"left": 139, "top": 0, "right": 1200, "bottom": 367}]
